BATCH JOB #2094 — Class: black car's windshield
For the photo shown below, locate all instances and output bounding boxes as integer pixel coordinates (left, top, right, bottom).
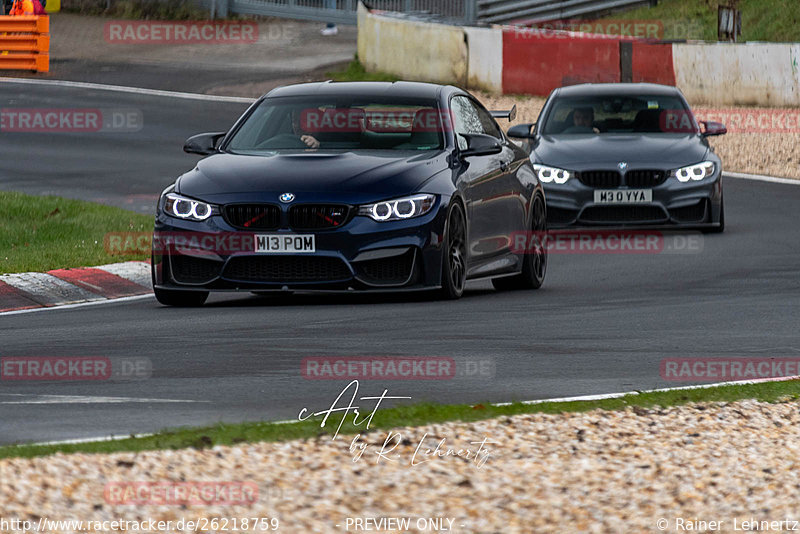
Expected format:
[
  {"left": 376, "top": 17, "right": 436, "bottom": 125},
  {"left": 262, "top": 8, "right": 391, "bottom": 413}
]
[
  {"left": 541, "top": 95, "right": 695, "bottom": 135},
  {"left": 226, "top": 96, "right": 445, "bottom": 153}
]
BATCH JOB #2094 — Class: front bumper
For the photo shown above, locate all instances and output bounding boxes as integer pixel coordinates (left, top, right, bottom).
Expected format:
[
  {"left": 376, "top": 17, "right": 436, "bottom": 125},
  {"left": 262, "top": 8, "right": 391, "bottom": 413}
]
[
  {"left": 543, "top": 172, "right": 723, "bottom": 229},
  {"left": 151, "top": 201, "right": 448, "bottom": 292}
]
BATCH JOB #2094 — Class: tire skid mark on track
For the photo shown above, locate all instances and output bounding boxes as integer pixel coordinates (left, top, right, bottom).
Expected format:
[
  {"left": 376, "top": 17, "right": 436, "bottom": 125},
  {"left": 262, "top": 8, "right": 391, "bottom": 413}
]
[{"left": 0, "top": 394, "right": 207, "bottom": 404}]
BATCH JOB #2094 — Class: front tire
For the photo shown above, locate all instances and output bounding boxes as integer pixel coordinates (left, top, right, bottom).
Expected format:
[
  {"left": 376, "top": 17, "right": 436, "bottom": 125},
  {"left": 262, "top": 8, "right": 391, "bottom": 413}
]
[
  {"left": 154, "top": 287, "right": 209, "bottom": 307},
  {"left": 492, "top": 194, "right": 547, "bottom": 291},
  {"left": 703, "top": 199, "right": 725, "bottom": 234},
  {"left": 438, "top": 202, "right": 467, "bottom": 300}
]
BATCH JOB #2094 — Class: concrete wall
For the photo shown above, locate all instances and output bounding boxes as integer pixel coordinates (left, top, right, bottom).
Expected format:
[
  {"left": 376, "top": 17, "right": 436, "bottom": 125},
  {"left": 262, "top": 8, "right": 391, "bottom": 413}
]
[
  {"left": 357, "top": 3, "right": 468, "bottom": 87},
  {"left": 357, "top": 3, "right": 800, "bottom": 107},
  {"left": 463, "top": 26, "right": 503, "bottom": 93},
  {"left": 673, "top": 43, "right": 800, "bottom": 107}
]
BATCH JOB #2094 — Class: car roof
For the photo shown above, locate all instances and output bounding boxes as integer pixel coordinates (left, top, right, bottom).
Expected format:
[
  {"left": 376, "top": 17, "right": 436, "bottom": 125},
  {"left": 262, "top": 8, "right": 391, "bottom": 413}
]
[
  {"left": 265, "top": 81, "right": 453, "bottom": 100},
  {"left": 555, "top": 83, "right": 682, "bottom": 98}
]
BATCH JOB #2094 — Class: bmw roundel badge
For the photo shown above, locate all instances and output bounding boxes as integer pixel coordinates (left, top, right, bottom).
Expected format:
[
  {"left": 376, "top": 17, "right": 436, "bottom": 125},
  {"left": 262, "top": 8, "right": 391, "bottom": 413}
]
[{"left": 279, "top": 192, "right": 295, "bottom": 203}]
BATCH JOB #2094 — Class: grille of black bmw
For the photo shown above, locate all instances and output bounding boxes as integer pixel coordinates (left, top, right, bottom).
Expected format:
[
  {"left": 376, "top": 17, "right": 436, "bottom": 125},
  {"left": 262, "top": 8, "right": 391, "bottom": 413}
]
[
  {"left": 289, "top": 205, "right": 351, "bottom": 230},
  {"left": 624, "top": 169, "right": 667, "bottom": 187},
  {"left": 224, "top": 204, "right": 281, "bottom": 230},
  {"left": 223, "top": 256, "right": 351, "bottom": 282},
  {"left": 576, "top": 170, "right": 621, "bottom": 188}
]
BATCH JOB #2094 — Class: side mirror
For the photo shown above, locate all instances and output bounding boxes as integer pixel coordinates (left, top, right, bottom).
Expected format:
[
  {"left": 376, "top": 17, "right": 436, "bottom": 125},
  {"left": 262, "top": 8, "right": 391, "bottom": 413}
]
[
  {"left": 700, "top": 121, "right": 726, "bottom": 137},
  {"left": 184, "top": 132, "right": 227, "bottom": 155},
  {"left": 459, "top": 133, "right": 503, "bottom": 157},
  {"left": 507, "top": 122, "right": 536, "bottom": 139}
]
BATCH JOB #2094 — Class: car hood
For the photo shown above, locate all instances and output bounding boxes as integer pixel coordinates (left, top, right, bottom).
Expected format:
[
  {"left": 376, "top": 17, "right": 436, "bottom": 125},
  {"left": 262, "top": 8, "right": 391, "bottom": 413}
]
[
  {"left": 533, "top": 134, "right": 709, "bottom": 169},
  {"left": 176, "top": 150, "right": 448, "bottom": 203}
]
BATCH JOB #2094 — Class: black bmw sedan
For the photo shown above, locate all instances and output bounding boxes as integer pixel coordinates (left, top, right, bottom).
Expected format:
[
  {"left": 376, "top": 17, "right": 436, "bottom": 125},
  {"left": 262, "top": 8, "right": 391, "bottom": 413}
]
[
  {"left": 151, "top": 81, "right": 547, "bottom": 306},
  {"left": 508, "top": 83, "right": 726, "bottom": 232}
]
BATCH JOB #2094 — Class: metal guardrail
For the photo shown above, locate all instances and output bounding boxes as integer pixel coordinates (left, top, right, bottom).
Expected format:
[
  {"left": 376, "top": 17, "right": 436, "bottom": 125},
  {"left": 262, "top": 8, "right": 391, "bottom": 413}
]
[
  {"left": 476, "top": 0, "right": 656, "bottom": 24},
  {"left": 201, "top": 0, "right": 652, "bottom": 26},
  {"left": 219, "top": 0, "right": 356, "bottom": 24},
  {"left": 0, "top": 15, "right": 49, "bottom": 72},
  {"left": 202, "top": 0, "right": 474, "bottom": 25}
]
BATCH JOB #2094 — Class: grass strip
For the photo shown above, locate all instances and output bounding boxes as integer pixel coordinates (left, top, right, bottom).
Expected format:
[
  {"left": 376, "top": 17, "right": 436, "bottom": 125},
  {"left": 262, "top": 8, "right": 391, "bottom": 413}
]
[
  {"left": 0, "top": 191, "right": 152, "bottom": 274},
  {"left": 601, "top": 0, "right": 800, "bottom": 42},
  {"left": 325, "top": 58, "right": 400, "bottom": 83},
  {"left": 2, "top": 379, "right": 799, "bottom": 459}
]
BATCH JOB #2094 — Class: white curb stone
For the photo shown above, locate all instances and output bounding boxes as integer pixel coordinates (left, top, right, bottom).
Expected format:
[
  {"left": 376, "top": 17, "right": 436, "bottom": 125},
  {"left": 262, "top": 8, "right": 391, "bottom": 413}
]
[
  {"left": 0, "top": 272, "right": 104, "bottom": 305},
  {"left": 95, "top": 261, "right": 152, "bottom": 289}
]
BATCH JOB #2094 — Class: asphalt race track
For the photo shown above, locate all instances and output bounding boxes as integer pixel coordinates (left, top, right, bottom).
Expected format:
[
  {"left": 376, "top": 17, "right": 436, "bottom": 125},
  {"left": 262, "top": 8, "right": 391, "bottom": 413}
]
[
  {"left": 0, "top": 81, "right": 252, "bottom": 213},
  {"left": 1, "top": 83, "right": 799, "bottom": 445}
]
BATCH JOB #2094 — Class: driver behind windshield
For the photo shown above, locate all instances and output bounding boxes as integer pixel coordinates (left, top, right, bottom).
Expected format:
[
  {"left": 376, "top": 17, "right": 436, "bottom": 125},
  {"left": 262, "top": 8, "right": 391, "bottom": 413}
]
[
  {"left": 290, "top": 108, "right": 320, "bottom": 149},
  {"left": 563, "top": 107, "right": 599, "bottom": 133},
  {"left": 226, "top": 98, "right": 446, "bottom": 153},
  {"left": 258, "top": 107, "right": 321, "bottom": 149}
]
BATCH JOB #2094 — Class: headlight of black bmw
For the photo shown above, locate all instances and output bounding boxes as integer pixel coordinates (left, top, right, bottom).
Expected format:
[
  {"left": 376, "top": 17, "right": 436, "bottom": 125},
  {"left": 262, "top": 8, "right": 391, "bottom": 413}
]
[
  {"left": 161, "top": 192, "right": 218, "bottom": 221},
  {"left": 358, "top": 194, "right": 436, "bottom": 222}
]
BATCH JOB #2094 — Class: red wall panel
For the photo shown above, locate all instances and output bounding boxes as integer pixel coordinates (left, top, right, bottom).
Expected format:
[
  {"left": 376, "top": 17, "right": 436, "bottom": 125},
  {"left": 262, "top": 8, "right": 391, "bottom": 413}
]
[
  {"left": 632, "top": 42, "right": 676, "bottom": 85},
  {"left": 502, "top": 30, "right": 621, "bottom": 95}
]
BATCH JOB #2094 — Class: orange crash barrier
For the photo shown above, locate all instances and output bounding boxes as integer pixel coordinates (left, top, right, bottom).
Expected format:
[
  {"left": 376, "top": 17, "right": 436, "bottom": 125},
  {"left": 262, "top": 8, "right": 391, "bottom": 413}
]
[{"left": 0, "top": 16, "right": 49, "bottom": 73}]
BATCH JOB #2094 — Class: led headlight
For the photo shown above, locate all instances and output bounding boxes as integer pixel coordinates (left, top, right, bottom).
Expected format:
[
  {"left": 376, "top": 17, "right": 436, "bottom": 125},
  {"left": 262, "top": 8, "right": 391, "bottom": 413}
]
[
  {"left": 358, "top": 194, "right": 436, "bottom": 222},
  {"left": 163, "top": 193, "right": 215, "bottom": 221},
  {"left": 534, "top": 164, "right": 571, "bottom": 184},
  {"left": 670, "top": 161, "right": 715, "bottom": 182}
]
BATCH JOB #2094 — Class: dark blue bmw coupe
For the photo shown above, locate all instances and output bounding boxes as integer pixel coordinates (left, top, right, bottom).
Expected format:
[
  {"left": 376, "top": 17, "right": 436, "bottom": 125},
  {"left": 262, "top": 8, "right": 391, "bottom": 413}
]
[{"left": 151, "top": 81, "right": 547, "bottom": 305}]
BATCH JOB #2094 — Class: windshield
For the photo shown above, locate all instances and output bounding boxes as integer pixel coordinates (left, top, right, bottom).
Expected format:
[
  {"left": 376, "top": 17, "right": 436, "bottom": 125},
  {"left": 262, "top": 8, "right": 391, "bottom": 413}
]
[
  {"left": 541, "top": 94, "right": 696, "bottom": 135},
  {"left": 226, "top": 96, "right": 446, "bottom": 153}
]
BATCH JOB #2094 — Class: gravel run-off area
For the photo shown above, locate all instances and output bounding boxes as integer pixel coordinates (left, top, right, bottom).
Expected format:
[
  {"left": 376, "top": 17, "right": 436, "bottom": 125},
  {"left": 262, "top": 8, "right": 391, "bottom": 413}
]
[
  {"left": 478, "top": 93, "right": 800, "bottom": 180},
  {"left": 1, "top": 399, "right": 799, "bottom": 533}
]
